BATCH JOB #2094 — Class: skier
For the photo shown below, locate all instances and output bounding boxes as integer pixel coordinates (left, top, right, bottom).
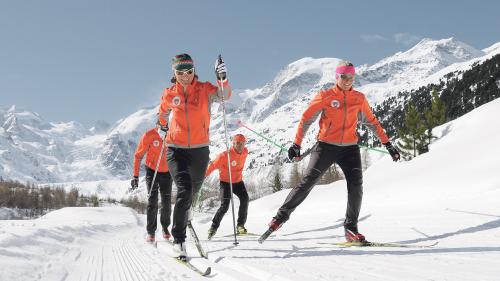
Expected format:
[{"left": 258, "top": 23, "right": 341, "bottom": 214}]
[
  {"left": 157, "top": 53, "right": 231, "bottom": 258},
  {"left": 131, "top": 121, "right": 172, "bottom": 242},
  {"left": 205, "top": 134, "right": 250, "bottom": 239},
  {"left": 261, "top": 60, "right": 400, "bottom": 243}
]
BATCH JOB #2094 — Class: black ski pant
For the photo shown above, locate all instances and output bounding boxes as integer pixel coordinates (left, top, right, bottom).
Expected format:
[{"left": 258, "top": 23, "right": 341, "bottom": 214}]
[
  {"left": 145, "top": 167, "right": 173, "bottom": 235},
  {"left": 166, "top": 146, "right": 209, "bottom": 243},
  {"left": 274, "top": 142, "right": 363, "bottom": 231},
  {"left": 211, "top": 181, "right": 249, "bottom": 229}
]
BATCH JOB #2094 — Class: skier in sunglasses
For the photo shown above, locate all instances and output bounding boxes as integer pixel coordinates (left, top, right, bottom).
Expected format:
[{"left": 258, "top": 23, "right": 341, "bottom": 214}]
[
  {"left": 157, "top": 53, "right": 231, "bottom": 258},
  {"left": 260, "top": 60, "right": 400, "bottom": 243}
]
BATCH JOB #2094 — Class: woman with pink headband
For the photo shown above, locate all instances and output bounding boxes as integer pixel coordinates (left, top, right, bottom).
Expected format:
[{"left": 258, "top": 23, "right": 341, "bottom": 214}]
[{"left": 260, "top": 60, "right": 400, "bottom": 243}]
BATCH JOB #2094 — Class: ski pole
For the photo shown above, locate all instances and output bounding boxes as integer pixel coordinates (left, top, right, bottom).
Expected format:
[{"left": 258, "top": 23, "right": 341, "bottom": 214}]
[
  {"left": 236, "top": 120, "right": 287, "bottom": 152},
  {"left": 238, "top": 120, "right": 312, "bottom": 161},
  {"left": 148, "top": 129, "right": 168, "bottom": 199},
  {"left": 358, "top": 144, "right": 389, "bottom": 154},
  {"left": 218, "top": 54, "right": 238, "bottom": 246},
  {"left": 238, "top": 120, "right": 389, "bottom": 155}
]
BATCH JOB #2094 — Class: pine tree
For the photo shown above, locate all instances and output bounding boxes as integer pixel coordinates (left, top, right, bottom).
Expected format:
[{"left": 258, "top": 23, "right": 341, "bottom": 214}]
[
  {"left": 397, "top": 103, "right": 427, "bottom": 160},
  {"left": 271, "top": 164, "right": 284, "bottom": 193},
  {"left": 424, "top": 89, "right": 447, "bottom": 148}
]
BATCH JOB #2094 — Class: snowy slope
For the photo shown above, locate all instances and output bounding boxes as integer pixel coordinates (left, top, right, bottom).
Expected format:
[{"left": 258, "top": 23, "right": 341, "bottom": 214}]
[{"left": 1, "top": 98, "right": 499, "bottom": 281}]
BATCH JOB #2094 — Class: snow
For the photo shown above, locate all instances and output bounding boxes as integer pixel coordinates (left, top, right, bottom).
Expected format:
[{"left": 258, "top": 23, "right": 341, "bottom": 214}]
[
  {"left": 357, "top": 37, "right": 488, "bottom": 104},
  {"left": 1, "top": 98, "right": 500, "bottom": 280}
]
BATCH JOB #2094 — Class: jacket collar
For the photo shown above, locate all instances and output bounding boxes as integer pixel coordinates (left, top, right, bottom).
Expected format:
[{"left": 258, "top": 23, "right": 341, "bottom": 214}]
[
  {"left": 334, "top": 84, "right": 353, "bottom": 93},
  {"left": 175, "top": 77, "right": 199, "bottom": 93}
]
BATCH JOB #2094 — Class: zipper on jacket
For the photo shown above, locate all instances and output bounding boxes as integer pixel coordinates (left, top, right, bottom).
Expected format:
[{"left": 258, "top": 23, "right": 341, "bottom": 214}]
[
  {"left": 340, "top": 91, "right": 347, "bottom": 144},
  {"left": 183, "top": 86, "right": 191, "bottom": 147}
]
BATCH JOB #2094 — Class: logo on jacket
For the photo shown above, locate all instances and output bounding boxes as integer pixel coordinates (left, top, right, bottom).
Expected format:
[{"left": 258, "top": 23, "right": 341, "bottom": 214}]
[
  {"left": 172, "top": 96, "right": 181, "bottom": 106},
  {"left": 331, "top": 99, "right": 341, "bottom": 108},
  {"left": 153, "top": 140, "right": 160, "bottom": 147},
  {"left": 231, "top": 160, "right": 237, "bottom": 167}
]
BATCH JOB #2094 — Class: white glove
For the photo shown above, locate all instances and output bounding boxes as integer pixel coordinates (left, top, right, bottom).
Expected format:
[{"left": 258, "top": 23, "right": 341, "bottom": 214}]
[{"left": 214, "top": 56, "right": 227, "bottom": 80}]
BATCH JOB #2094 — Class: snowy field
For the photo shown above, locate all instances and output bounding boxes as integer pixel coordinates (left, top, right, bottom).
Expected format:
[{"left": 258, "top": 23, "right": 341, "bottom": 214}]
[{"left": 1, "top": 99, "right": 499, "bottom": 280}]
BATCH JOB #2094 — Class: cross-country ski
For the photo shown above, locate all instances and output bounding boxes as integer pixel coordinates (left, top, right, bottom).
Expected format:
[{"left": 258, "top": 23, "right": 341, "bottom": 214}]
[{"left": 318, "top": 241, "right": 439, "bottom": 248}]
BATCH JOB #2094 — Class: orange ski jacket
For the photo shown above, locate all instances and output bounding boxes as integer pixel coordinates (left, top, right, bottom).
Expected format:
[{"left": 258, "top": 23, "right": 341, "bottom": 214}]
[
  {"left": 133, "top": 128, "right": 168, "bottom": 177},
  {"left": 294, "top": 85, "right": 389, "bottom": 146},
  {"left": 205, "top": 147, "right": 248, "bottom": 183},
  {"left": 158, "top": 78, "right": 231, "bottom": 148}
]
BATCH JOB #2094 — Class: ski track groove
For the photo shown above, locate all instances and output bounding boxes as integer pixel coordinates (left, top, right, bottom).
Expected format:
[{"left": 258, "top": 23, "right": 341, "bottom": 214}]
[
  {"left": 100, "top": 246, "right": 104, "bottom": 281},
  {"left": 109, "top": 246, "right": 123, "bottom": 281},
  {"left": 117, "top": 241, "right": 140, "bottom": 281},
  {"left": 123, "top": 241, "right": 149, "bottom": 279},
  {"left": 117, "top": 241, "right": 143, "bottom": 281},
  {"left": 116, "top": 243, "right": 135, "bottom": 281},
  {"left": 122, "top": 240, "right": 154, "bottom": 281},
  {"left": 90, "top": 250, "right": 97, "bottom": 281},
  {"left": 127, "top": 240, "right": 162, "bottom": 281},
  {"left": 74, "top": 236, "right": 166, "bottom": 281},
  {"left": 113, "top": 245, "right": 131, "bottom": 281}
]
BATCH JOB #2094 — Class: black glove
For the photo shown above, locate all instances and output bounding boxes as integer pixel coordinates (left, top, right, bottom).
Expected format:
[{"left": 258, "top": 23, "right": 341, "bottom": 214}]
[
  {"left": 156, "top": 118, "right": 168, "bottom": 133},
  {"left": 159, "top": 123, "right": 168, "bottom": 133},
  {"left": 288, "top": 144, "right": 301, "bottom": 161},
  {"left": 214, "top": 55, "right": 227, "bottom": 81},
  {"left": 384, "top": 142, "right": 400, "bottom": 162},
  {"left": 130, "top": 176, "right": 139, "bottom": 190}
]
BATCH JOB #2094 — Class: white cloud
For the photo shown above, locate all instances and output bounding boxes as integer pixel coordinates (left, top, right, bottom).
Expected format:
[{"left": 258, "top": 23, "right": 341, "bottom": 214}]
[
  {"left": 394, "top": 32, "right": 421, "bottom": 46},
  {"left": 360, "top": 34, "right": 387, "bottom": 43}
]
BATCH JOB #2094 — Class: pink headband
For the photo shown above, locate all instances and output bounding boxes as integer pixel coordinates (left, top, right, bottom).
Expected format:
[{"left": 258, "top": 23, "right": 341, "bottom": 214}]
[{"left": 336, "top": 66, "right": 356, "bottom": 75}]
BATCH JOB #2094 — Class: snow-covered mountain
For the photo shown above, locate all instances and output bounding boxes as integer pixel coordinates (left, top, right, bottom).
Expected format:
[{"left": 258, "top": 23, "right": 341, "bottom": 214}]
[
  {"left": 0, "top": 105, "right": 114, "bottom": 183},
  {"left": 1, "top": 38, "right": 499, "bottom": 197},
  {"left": 356, "top": 37, "right": 486, "bottom": 103},
  {"left": 358, "top": 38, "right": 483, "bottom": 83}
]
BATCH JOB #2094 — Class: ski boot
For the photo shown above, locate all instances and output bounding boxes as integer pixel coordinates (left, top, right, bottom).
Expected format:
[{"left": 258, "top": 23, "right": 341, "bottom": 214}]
[
  {"left": 146, "top": 234, "right": 155, "bottom": 243},
  {"left": 237, "top": 225, "right": 248, "bottom": 235},
  {"left": 172, "top": 241, "right": 187, "bottom": 260},
  {"left": 344, "top": 228, "right": 367, "bottom": 243},
  {"left": 162, "top": 229, "right": 171, "bottom": 240}
]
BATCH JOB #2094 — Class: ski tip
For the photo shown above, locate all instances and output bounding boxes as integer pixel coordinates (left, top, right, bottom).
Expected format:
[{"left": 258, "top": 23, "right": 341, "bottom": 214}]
[
  {"left": 177, "top": 256, "right": 188, "bottom": 262},
  {"left": 428, "top": 241, "right": 439, "bottom": 247},
  {"left": 203, "top": 267, "right": 212, "bottom": 276},
  {"left": 258, "top": 228, "right": 274, "bottom": 244}
]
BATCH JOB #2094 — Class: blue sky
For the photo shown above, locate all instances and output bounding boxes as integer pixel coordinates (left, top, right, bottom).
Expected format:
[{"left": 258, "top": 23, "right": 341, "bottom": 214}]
[{"left": 1, "top": 0, "right": 499, "bottom": 126}]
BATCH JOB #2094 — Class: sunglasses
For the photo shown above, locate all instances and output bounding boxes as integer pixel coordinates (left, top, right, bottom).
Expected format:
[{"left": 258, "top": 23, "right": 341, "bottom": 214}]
[
  {"left": 233, "top": 141, "right": 246, "bottom": 145},
  {"left": 338, "top": 73, "right": 355, "bottom": 81},
  {"left": 175, "top": 68, "right": 194, "bottom": 76}
]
